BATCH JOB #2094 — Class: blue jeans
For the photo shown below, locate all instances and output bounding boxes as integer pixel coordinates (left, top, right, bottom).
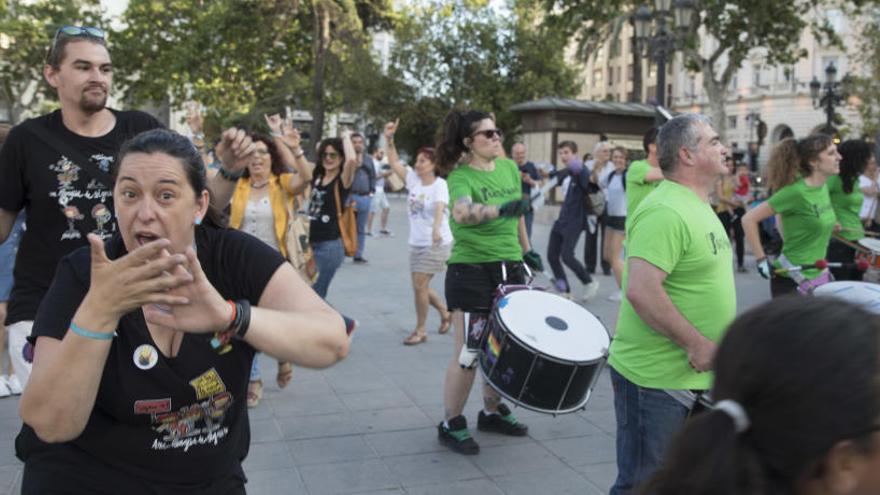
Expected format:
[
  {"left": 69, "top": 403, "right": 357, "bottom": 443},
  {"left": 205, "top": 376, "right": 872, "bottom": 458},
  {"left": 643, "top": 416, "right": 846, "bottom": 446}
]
[
  {"left": 311, "top": 239, "right": 345, "bottom": 299},
  {"left": 351, "top": 194, "right": 371, "bottom": 258},
  {"left": 609, "top": 367, "right": 690, "bottom": 495},
  {"left": 524, "top": 209, "right": 534, "bottom": 241},
  {"left": 250, "top": 353, "right": 261, "bottom": 381}
]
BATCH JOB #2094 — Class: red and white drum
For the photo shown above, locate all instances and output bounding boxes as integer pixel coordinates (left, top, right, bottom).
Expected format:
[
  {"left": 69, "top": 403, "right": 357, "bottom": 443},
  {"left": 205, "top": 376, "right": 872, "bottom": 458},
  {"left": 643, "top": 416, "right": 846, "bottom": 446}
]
[
  {"left": 814, "top": 281, "right": 880, "bottom": 314},
  {"left": 479, "top": 287, "right": 610, "bottom": 415}
]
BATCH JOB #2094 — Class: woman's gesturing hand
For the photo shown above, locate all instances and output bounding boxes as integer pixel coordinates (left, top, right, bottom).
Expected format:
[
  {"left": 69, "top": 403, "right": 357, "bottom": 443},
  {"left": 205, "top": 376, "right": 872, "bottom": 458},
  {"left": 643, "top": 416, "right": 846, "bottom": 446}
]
[
  {"left": 142, "top": 247, "right": 232, "bottom": 334},
  {"left": 84, "top": 234, "right": 192, "bottom": 321}
]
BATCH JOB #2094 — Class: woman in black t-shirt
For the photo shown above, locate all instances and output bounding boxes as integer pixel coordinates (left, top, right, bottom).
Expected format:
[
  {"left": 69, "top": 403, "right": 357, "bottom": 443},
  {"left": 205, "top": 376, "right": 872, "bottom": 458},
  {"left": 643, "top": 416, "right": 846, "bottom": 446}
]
[
  {"left": 17, "top": 129, "right": 349, "bottom": 494},
  {"left": 307, "top": 133, "right": 358, "bottom": 299}
]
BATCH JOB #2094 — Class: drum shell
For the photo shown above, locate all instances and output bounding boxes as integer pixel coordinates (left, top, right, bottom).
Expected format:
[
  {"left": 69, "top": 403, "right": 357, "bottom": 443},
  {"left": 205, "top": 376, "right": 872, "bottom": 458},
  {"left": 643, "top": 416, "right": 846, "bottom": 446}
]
[{"left": 479, "top": 305, "right": 607, "bottom": 415}]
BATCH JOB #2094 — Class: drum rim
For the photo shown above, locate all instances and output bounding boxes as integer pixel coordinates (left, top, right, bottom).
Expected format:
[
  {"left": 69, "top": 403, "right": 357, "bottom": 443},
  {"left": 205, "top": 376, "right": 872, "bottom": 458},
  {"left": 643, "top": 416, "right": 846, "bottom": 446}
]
[{"left": 491, "top": 302, "right": 611, "bottom": 363}]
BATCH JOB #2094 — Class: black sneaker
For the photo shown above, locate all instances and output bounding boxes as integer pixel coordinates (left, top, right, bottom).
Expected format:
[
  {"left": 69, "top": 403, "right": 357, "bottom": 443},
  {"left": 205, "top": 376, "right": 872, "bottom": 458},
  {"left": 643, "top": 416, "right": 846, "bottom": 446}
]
[
  {"left": 477, "top": 403, "right": 528, "bottom": 436},
  {"left": 353, "top": 257, "right": 368, "bottom": 264},
  {"left": 438, "top": 415, "right": 480, "bottom": 455}
]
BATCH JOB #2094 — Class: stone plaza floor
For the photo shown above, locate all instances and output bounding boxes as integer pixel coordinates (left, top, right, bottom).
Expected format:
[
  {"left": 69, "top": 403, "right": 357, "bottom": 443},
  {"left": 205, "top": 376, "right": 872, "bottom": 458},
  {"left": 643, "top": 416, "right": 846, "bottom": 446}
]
[{"left": 0, "top": 195, "right": 770, "bottom": 494}]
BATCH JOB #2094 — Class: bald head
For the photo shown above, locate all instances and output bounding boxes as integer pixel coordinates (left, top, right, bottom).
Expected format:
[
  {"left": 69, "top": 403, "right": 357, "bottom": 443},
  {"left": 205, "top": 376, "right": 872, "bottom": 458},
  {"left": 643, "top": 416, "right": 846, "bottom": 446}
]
[{"left": 511, "top": 143, "right": 527, "bottom": 165}]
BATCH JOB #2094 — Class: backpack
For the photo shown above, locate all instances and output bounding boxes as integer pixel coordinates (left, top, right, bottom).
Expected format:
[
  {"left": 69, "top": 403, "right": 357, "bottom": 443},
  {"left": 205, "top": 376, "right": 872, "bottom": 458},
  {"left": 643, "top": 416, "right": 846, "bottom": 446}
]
[{"left": 283, "top": 190, "right": 318, "bottom": 282}]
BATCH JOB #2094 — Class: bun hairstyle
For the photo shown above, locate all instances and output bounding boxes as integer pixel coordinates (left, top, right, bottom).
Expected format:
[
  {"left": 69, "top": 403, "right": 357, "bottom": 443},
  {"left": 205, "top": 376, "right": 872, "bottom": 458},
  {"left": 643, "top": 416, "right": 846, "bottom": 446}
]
[
  {"left": 435, "top": 109, "right": 492, "bottom": 177},
  {"left": 767, "top": 134, "right": 833, "bottom": 192},
  {"left": 643, "top": 297, "right": 880, "bottom": 495}
]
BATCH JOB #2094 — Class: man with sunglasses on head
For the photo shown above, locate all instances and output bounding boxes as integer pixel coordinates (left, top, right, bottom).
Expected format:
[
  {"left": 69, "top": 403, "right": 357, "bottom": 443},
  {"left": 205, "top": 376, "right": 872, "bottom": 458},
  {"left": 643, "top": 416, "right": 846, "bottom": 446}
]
[{"left": 0, "top": 26, "right": 163, "bottom": 389}]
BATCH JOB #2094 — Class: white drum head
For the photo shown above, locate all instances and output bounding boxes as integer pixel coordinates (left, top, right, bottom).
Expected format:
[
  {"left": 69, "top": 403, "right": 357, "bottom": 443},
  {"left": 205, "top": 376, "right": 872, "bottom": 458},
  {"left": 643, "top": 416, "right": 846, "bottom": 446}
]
[
  {"left": 859, "top": 238, "right": 880, "bottom": 252},
  {"left": 495, "top": 290, "right": 609, "bottom": 362},
  {"left": 814, "top": 281, "right": 880, "bottom": 314}
]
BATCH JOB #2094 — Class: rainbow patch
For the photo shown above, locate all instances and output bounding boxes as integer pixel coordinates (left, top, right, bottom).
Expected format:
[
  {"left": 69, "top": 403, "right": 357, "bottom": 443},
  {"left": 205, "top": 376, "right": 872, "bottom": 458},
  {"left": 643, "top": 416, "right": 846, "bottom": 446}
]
[{"left": 487, "top": 331, "right": 502, "bottom": 358}]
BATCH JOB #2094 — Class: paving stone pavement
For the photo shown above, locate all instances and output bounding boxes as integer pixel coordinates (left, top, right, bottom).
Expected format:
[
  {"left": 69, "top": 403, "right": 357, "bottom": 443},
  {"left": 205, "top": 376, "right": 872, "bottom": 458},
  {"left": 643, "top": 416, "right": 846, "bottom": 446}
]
[{"left": 0, "top": 195, "right": 770, "bottom": 495}]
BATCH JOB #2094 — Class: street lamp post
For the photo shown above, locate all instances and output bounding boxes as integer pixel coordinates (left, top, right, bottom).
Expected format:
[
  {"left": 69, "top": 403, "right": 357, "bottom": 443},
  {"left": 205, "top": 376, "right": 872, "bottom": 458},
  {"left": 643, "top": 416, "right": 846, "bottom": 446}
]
[
  {"left": 634, "top": 0, "right": 696, "bottom": 125},
  {"left": 809, "top": 62, "right": 846, "bottom": 138}
]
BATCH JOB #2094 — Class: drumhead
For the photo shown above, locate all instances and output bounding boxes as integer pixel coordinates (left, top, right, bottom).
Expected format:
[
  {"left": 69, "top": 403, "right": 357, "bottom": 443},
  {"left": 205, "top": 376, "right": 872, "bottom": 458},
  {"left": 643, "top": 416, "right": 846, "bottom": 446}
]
[
  {"left": 495, "top": 290, "right": 609, "bottom": 362},
  {"left": 814, "top": 281, "right": 880, "bottom": 314},
  {"left": 859, "top": 238, "right": 880, "bottom": 252}
]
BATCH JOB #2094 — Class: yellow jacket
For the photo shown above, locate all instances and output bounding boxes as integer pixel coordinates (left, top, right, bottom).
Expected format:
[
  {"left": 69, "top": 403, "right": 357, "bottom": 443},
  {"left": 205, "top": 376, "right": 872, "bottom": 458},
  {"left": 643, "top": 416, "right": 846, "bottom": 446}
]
[{"left": 229, "top": 173, "right": 295, "bottom": 258}]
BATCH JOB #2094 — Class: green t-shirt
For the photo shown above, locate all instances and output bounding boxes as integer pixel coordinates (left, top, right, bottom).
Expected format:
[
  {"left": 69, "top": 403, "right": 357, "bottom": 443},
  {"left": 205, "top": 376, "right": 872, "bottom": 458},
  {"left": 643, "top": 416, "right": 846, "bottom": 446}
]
[
  {"left": 826, "top": 175, "right": 864, "bottom": 241},
  {"left": 767, "top": 179, "right": 836, "bottom": 279},
  {"left": 625, "top": 160, "right": 662, "bottom": 225},
  {"left": 609, "top": 180, "right": 736, "bottom": 390},
  {"left": 447, "top": 158, "right": 522, "bottom": 264}
]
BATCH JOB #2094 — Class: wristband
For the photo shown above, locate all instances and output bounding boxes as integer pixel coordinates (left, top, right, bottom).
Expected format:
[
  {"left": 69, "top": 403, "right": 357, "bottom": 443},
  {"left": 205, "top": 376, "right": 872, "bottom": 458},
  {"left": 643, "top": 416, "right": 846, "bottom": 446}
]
[
  {"left": 70, "top": 322, "right": 114, "bottom": 340},
  {"left": 218, "top": 167, "right": 244, "bottom": 181},
  {"left": 271, "top": 131, "right": 283, "bottom": 137},
  {"left": 234, "top": 299, "right": 252, "bottom": 339},
  {"left": 293, "top": 148, "right": 305, "bottom": 158}
]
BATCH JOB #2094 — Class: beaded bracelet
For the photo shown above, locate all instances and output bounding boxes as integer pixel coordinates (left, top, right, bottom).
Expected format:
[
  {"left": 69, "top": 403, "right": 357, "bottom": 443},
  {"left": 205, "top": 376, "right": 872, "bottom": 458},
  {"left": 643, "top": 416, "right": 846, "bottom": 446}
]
[
  {"left": 209, "top": 300, "right": 252, "bottom": 354},
  {"left": 217, "top": 167, "right": 244, "bottom": 182}
]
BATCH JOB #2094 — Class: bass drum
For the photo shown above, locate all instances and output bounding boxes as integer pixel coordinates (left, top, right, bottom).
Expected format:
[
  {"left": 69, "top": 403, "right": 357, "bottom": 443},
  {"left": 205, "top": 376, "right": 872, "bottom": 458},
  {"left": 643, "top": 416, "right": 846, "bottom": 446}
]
[{"left": 479, "top": 287, "right": 610, "bottom": 415}]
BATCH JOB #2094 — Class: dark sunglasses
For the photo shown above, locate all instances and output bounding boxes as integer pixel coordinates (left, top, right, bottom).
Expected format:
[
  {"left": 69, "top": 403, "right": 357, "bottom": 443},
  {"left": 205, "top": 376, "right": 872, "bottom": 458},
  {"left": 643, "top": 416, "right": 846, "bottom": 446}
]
[
  {"left": 322, "top": 151, "right": 340, "bottom": 159},
  {"left": 471, "top": 129, "right": 503, "bottom": 140}
]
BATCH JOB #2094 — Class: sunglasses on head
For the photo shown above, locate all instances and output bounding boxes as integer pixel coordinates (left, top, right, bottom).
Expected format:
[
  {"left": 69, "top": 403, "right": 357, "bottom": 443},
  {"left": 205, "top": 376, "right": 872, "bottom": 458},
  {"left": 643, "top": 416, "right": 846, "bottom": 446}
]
[
  {"left": 471, "top": 129, "right": 503, "bottom": 140},
  {"left": 50, "top": 25, "right": 105, "bottom": 54}
]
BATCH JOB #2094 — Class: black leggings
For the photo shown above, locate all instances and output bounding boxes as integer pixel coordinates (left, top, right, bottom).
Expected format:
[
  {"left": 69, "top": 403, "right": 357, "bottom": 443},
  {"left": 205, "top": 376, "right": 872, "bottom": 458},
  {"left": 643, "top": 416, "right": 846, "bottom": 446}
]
[
  {"left": 547, "top": 227, "right": 592, "bottom": 292},
  {"left": 717, "top": 208, "right": 745, "bottom": 268}
]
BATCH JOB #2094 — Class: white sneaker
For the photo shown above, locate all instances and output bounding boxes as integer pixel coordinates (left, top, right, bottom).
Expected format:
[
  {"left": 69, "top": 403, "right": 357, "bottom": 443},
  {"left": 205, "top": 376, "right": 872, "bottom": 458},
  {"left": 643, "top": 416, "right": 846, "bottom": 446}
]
[
  {"left": 0, "top": 376, "right": 11, "bottom": 398},
  {"left": 582, "top": 280, "right": 600, "bottom": 301},
  {"left": 607, "top": 290, "right": 622, "bottom": 302},
  {"left": 5, "top": 375, "right": 22, "bottom": 395}
]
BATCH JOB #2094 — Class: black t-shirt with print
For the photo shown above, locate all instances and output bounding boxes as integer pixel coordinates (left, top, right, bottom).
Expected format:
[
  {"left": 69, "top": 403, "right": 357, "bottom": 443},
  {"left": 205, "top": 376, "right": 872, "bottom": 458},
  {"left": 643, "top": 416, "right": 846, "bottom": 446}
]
[
  {"left": 308, "top": 173, "right": 350, "bottom": 243},
  {"left": 0, "top": 109, "right": 163, "bottom": 325},
  {"left": 15, "top": 225, "right": 285, "bottom": 487}
]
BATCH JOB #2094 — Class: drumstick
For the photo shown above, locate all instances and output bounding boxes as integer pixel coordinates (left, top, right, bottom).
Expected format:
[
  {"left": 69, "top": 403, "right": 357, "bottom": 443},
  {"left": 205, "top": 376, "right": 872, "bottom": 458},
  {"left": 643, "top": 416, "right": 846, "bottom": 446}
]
[
  {"left": 774, "top": 259, "right": 869, "bottom": 275},
  {"left": 840, "top": 226, "right": 880, "bottom": 237}
]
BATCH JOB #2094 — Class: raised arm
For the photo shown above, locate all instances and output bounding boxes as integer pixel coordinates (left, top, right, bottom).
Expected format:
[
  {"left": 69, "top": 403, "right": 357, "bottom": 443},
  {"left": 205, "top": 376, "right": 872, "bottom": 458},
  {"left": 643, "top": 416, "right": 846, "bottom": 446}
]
[
  {"left": 383, "top": 120, "right": 407, "bottom": 180},
  {"left": 266, "top": 115, "right": 313, "bottom": 195},
  {"left": 645, "top": 166, "right": 665, "bottom": 182},
  {"left": 208, "top": 128, "right": 257, "bottom": 209},
  {"left": 340, "top": 130, "right": 358, "bottom": 189}
]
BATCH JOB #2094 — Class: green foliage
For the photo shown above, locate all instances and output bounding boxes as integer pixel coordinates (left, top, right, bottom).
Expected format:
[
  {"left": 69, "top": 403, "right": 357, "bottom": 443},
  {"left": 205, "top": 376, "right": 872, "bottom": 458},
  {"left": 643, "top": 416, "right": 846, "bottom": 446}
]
[
  {"left": 382, "top": 0, "right": 579, "bottom": 156},
  {"left": 0, "top": 0, "right": 106, "bottom": 122},
  {"left": 113, "top": 0, "right": 312, "bottom": 129}
]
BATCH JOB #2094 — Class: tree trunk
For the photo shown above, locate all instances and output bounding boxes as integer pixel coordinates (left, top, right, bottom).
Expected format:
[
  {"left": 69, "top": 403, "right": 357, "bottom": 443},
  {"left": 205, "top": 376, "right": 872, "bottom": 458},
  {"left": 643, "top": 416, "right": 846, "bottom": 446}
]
[
  {"left": 311, "top": 0, "right": 331, "bottom": 147},
  {"left": 701, "top": 62, "right": 728, "bottom": 144},
  {"left": 629, "top": 21, "right": 642, "bottom": 103}
]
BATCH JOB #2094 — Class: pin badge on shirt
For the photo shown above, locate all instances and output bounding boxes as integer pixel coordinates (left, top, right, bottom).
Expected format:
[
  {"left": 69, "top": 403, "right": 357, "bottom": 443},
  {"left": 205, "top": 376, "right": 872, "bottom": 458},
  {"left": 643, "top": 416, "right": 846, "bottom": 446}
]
[{"left": 134, "top": 344, "right": 159, "bottom": 370}]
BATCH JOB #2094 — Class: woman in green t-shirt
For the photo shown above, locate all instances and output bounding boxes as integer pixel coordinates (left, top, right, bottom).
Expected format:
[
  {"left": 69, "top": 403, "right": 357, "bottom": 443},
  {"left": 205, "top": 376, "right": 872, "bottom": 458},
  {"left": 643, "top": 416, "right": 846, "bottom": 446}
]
[
  {"left": 827, "top": 140, "right": 876, "bottom": 281},
  {"left": 433, "top": 109, "right": 541, "bottom": 455},
  {"left": 742, "top": 134, "right": 841, "bottom": 297}
]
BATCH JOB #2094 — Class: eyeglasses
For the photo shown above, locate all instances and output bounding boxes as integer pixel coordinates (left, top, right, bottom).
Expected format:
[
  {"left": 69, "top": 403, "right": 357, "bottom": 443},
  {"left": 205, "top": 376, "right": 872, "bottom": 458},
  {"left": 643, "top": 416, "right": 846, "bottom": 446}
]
[
  {"left": 50, "top": 26, "right": 105, "bottom": 55},
  {"left": 254, "top": 148, "right": 270, "bottom": 156},
  {"left": 322, "top": 152, "right": 340, "bottom": 160},
  {"left": 471, "top": 129, "right": 503, "bottom": 140}
]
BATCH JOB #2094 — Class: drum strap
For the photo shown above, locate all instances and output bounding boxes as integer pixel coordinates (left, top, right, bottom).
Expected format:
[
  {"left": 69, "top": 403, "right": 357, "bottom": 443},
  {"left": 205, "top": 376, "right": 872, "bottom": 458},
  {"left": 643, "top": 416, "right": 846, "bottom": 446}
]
[
  {"left": 664, "top": 389, "right": 711, "bottom": 415},
  {"left": 833, "top": 234, "right": 869, "bottom": 252}
]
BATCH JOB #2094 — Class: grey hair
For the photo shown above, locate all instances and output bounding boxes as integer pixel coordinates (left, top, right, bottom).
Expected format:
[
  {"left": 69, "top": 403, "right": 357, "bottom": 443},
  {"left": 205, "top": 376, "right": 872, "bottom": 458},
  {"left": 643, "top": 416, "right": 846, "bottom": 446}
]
[
  {"left": 657, "top": 113, "right": 712, "bottom": 174},
  {"left": 593, "top": 140, "right": 611, "bottom": 156}
]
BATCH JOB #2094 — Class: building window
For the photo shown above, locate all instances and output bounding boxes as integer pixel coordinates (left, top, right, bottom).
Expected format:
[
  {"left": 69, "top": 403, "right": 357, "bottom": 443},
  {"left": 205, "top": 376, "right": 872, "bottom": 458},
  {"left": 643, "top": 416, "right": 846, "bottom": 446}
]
[
  {"left": 752, "top": 64, "right": 762, "bottom": 87},
  {"left": 610, "top": 37, "right": 622, "bottom": 58},
  {"left": 647, "top": 85, "right": 657, "bottom": 101},
  {"left": 593, "top": 69, "right": 604, "bottom": 87},
  {"left": 627, "top": 64, "right": 634, "bottom": 81},
  {"left": 649, "top": 63, "right": 657, "bottom": 79},
  {"left": 608, "top": 67, "right": 614, "bottom": 85},
  {"left": 728, "top": 116, "right": 738, "bottom": 129}
]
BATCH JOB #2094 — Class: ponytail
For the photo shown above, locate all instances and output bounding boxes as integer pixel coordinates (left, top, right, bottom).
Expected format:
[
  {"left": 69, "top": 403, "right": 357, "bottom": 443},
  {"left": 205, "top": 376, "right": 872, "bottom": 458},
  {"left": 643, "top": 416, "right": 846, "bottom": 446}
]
[
  {"left": 435, "top": 109, "right": 492, "bottom": 177},
  {"left": 642, "top": 410, "right": 765, "bottom": 495},
  {"left": 767, "top": 134, "right": 833, "bottom": 191}
]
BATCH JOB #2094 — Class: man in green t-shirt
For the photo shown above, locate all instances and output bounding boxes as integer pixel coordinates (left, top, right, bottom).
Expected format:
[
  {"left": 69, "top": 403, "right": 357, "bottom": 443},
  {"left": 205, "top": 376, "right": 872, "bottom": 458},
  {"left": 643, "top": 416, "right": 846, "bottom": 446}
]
[
  {"left": 625, "top": 126, "right": 664, "bottom": 221},
  {"left": 609, "top": 114, "right": 736, "bottom": 495}
]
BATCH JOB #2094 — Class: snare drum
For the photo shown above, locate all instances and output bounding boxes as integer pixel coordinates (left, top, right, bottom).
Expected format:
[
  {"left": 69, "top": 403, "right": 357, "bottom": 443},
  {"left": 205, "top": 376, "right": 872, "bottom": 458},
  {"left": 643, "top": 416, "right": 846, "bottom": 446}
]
[
  {"left": 479, "top": 287, "right": 610, "bottom": 415},
  {"left": 814, "top": 281, "right": 880, "bottom": 314}
]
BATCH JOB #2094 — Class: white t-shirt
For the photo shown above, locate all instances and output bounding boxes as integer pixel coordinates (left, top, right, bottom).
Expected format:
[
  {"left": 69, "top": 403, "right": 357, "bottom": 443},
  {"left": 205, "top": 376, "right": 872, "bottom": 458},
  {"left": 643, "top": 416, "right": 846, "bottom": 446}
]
[
  {"left": 374, "top": 158, "right": 387, "bottom": 191},
  {"left": 602, "top": 169, "right": 627, "bottom": 217},
  {"left": 859, "top": 174, "right": 878, "bottom": 220},
  {"left": 406, "top": 170, "right": 453, "bottom": 247}
]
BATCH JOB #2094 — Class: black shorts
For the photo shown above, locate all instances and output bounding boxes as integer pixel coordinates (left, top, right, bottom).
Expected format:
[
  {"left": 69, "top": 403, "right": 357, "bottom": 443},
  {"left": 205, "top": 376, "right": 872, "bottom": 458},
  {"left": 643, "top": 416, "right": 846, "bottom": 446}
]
[
  {"left": 445, "top": 261, "right": 526, "bottom": 313},
  {"left": 606, "top": 215, "right": 626, "bottom": 232}
]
